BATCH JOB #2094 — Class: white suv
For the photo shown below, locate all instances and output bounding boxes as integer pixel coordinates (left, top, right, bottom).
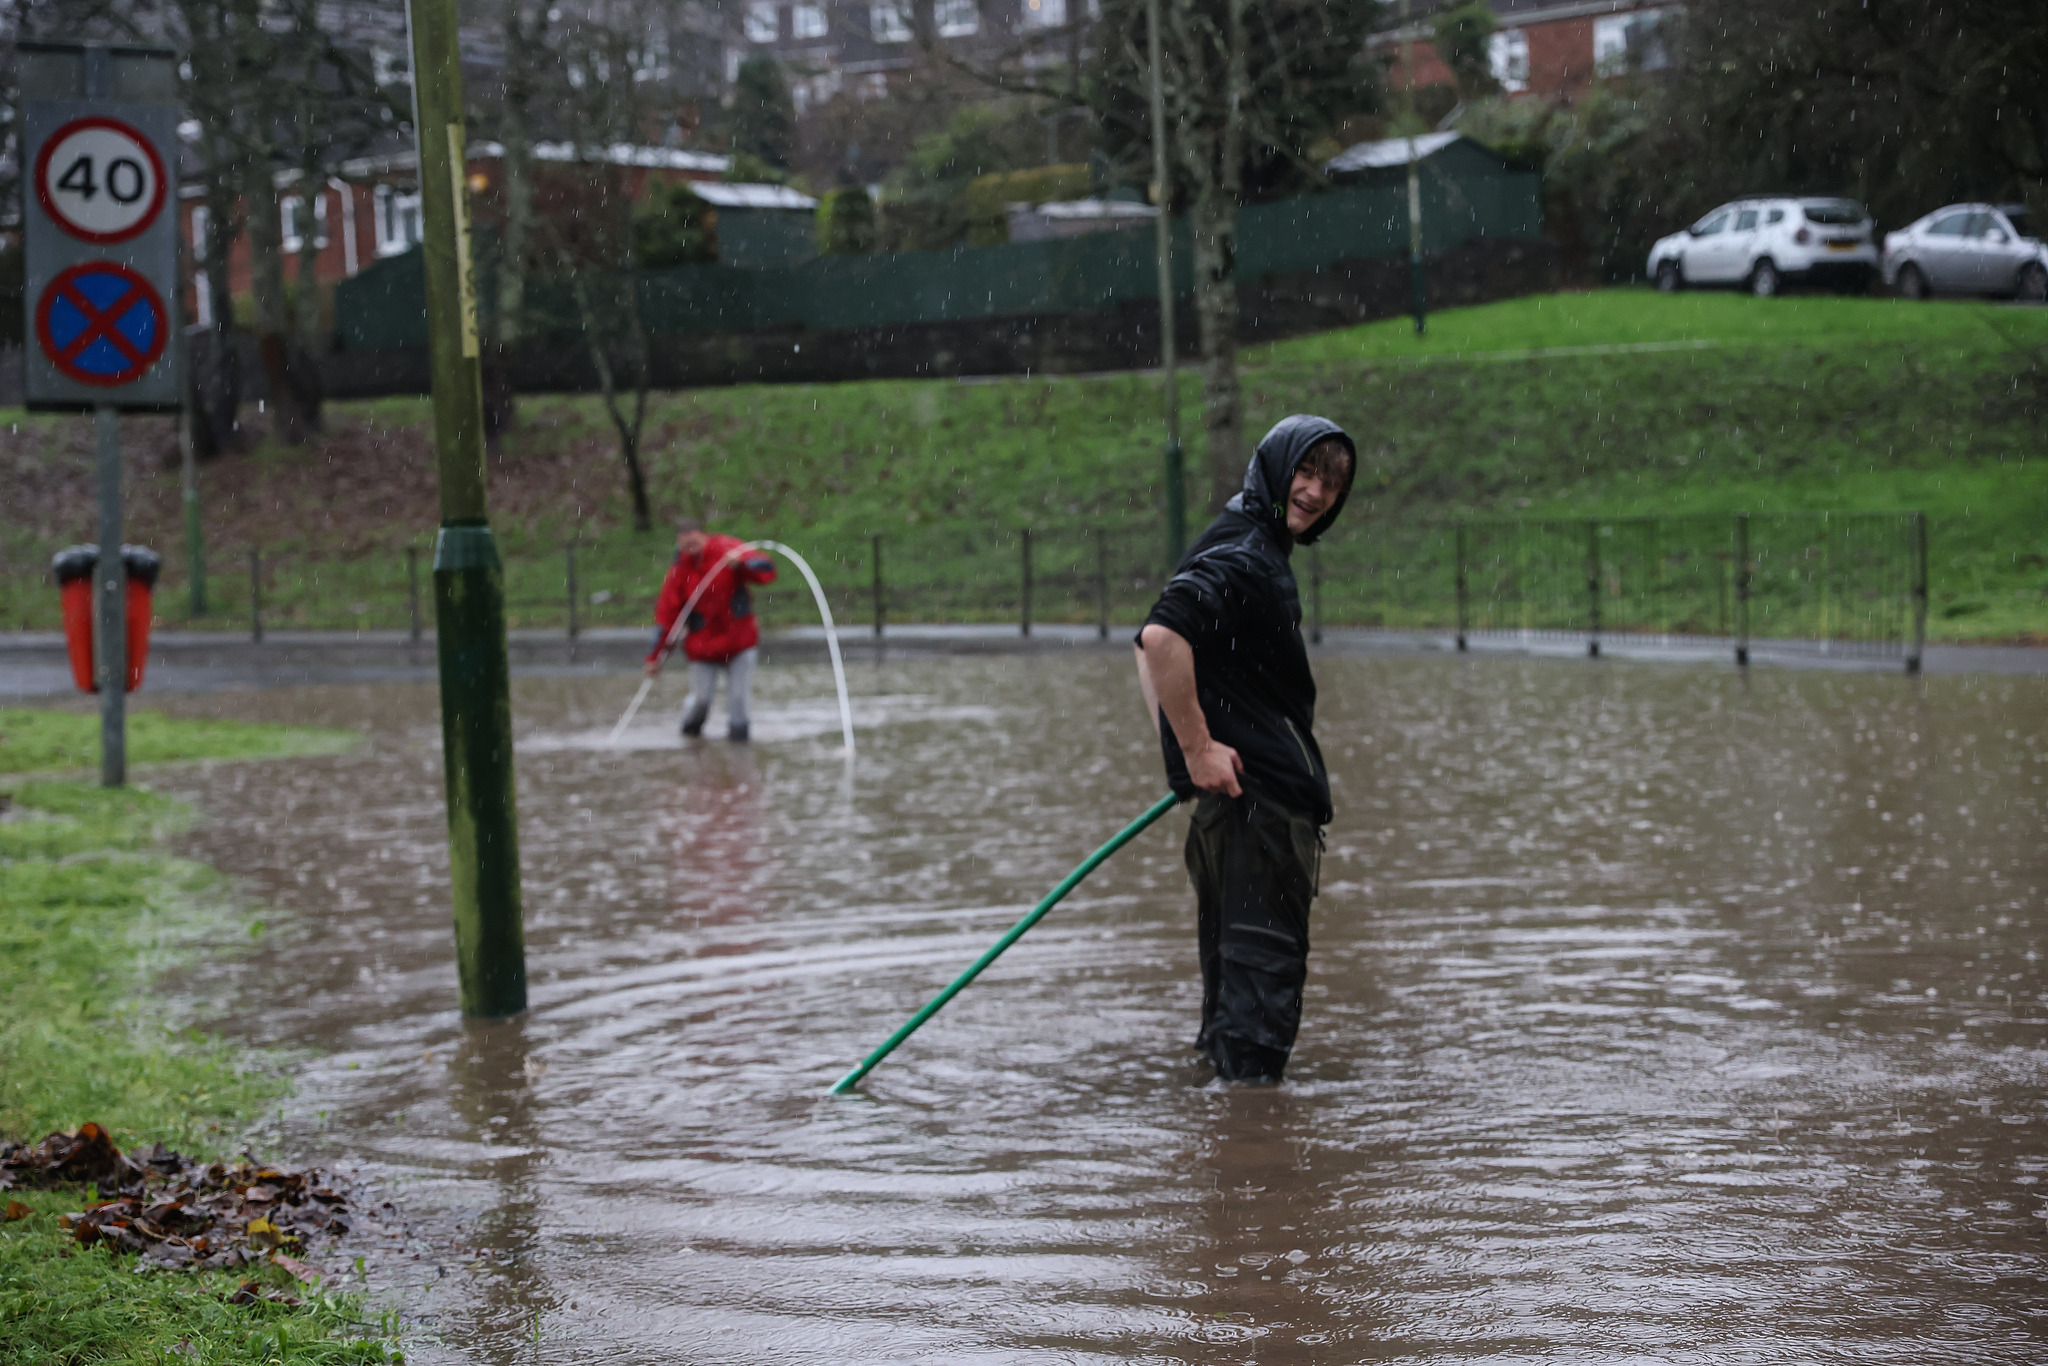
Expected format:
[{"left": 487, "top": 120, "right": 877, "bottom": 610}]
[
  {"left": 1882, "top": 204, "right": 2048, "bottom": 302},
  {"left": 1648, "top": 198, "right": 1878, "bottom": 296}
]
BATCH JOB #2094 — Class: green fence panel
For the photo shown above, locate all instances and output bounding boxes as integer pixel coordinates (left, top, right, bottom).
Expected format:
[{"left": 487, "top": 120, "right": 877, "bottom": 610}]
[
  {"left": 336, "top": 249, "right": 428, "bottom": 352},
  {"left": 336, "top": 167, "right": 1543, "bottom": 352}
]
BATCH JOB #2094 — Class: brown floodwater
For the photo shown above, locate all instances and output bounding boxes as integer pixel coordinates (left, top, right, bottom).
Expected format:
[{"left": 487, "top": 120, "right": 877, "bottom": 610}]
[{"left": 146, "top": 651, "right": 2047, "bottom": 1364}]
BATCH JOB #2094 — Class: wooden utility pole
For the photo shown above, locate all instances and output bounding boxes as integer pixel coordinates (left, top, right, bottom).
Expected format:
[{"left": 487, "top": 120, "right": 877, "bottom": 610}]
[{"left": 407, "top": 0, "right": 527, "bottom": 1018}]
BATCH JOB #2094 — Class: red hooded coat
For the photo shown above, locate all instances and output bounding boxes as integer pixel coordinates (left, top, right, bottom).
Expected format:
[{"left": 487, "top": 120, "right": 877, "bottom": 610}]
[{"left": 649, "top": 536, "right": 778, "bottom": 665}]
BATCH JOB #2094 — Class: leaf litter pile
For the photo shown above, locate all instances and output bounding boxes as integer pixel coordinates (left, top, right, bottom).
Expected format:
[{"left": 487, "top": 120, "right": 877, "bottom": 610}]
[{"left": 3, "top": 1123, "right": 353, "bottom": 1295}]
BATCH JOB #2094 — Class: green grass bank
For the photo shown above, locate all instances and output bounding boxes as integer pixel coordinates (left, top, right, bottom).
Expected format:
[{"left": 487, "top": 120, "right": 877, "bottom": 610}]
[
  {"left": 0, "top": 712, "right": 390, "bottom": 1364},
  {"left": 4, "top": 289, "right": 2043, "bottom": 639}
]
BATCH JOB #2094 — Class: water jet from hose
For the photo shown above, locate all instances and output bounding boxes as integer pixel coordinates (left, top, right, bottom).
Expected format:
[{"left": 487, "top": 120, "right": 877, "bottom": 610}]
[{"left": 606, "top": 540, "right": 854, "bottom": 753}]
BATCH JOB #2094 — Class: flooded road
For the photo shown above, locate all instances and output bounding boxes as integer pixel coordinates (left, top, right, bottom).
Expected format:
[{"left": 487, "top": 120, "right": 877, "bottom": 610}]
[{"left": 148, "top": 653, "right": 2047, "bottom": 1363}]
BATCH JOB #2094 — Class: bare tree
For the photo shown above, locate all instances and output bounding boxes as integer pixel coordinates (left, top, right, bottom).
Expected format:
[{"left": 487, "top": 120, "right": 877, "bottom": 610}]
[
  {"left": 1089, "top": 0, "right": 1380, "bottom": 509},
  {"left": 473, "top": 0, "right": 558, "bottom": 445},
  {"left": 542, "top": 0, "right": 702, "bottom": 532},
  {"left": 170, "top": 0, "right": 388, "bottom": 447}
]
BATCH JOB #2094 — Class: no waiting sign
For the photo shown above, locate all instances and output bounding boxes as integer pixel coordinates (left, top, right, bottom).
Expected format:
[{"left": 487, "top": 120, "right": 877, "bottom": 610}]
[{"left": 22, "top": 86, "right": 180, "bottom": 409}]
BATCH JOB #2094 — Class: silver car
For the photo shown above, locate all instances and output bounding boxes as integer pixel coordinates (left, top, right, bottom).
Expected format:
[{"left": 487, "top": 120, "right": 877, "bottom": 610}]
[
  {"left": 1647, "top": 197, "right": 1879, "bottom": 296},
  {"left": 1883, "top": 204, "right": 2048, "bottom": 302}
]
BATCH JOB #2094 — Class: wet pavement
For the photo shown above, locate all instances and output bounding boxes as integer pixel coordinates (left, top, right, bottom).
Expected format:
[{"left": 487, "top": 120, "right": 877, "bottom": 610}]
[
  {"left": 137, "top": 652, "right": 2046, "bottom": 1363},
  {"left": 4, "top": 625, "right": 2045, "bottom": 702}
]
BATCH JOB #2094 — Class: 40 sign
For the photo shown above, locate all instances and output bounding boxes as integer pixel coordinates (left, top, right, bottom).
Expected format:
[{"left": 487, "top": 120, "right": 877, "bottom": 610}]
[
  {"left": 22, "top": 89, "right": 180, "bottom": 409},
  {"left": 34, "top": 116, "right": 168, "bottom": 244}
]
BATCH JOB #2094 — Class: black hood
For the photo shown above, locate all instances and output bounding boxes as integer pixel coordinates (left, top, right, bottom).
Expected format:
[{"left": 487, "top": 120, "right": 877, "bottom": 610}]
[{"left": 1224, "top": 414, "right": 1356, "bottom": 548}]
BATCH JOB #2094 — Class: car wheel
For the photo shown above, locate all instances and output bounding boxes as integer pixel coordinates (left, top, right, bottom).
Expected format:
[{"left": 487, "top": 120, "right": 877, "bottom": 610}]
[
  {"left": 2018, "top": 263, "right": 2048, "bottom": 304},
  {"left": 1655, "top": 260, "right": 1682, "bottom": 293},
  {"left": 1896, "top": 263, "right": 1929, "bottom": 300},
  {"left": 1748, "top": 260, "right": 1781, "bottom": 297}
]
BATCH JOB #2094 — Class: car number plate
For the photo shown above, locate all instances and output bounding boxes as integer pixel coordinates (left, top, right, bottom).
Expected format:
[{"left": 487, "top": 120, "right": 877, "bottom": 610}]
[{"left": 1826, "top": 241, "right": 1858, "bottom": 252}]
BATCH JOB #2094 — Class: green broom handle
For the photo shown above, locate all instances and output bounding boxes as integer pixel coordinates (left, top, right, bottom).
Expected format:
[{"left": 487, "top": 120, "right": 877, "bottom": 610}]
[{"left": 828, "top": 791, "right": 1181, "bottom": 1095}]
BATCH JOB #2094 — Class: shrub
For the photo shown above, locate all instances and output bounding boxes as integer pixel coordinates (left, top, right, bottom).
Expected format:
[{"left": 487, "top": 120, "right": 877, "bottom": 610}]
[
  {"left": 817, "top": 187, "right": 879, "bottom": 255},
  {"left": 633, "top": 181, "right": 719, "bottom": 268}
]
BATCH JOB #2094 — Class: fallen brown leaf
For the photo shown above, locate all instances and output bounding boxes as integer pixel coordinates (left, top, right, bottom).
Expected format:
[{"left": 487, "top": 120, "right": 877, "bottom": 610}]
[{"left": 272, "top": 1251, "right": 321, "bottom": 1282}]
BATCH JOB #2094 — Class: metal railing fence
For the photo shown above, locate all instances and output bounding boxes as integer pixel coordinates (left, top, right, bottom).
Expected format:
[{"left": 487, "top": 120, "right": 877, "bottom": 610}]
[
  {"left": 1306, "top": 510, "right": 1926, "bottom": 667},
  {"left": 0, "top": 511, "right": 1926, "bottom": 670}
]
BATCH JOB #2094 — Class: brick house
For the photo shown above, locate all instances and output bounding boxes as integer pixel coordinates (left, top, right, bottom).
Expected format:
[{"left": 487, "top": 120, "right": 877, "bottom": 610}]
[
  {"left": 1379, "top": 0, "right": 1672, "bottom": 104},
  {"left": 177, "top": 143, "right": 733, "bottom": 327}
]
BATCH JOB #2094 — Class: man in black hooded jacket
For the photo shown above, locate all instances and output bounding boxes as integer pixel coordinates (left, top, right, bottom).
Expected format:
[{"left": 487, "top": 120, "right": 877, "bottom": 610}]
[{"left": 1134, "top": 414, "right": 1355, "bottom": 1081}]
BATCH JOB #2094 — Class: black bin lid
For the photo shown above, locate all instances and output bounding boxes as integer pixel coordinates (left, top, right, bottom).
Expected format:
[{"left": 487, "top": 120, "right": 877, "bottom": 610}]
[{"left": 50, "top": 545, "right": 162, "bottom": 587}]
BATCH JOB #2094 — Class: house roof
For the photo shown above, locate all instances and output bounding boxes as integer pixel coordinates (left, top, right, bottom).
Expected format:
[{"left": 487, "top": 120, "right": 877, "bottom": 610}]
[
  {"left": 1323, "top": 131, "right": 1466, "bottom": 174},
  {"left": 328, "top": 141, "right": 732, "bottom": 180},
  {"left": 690, "top": 182, "right": 818, "bottom": 210},
  {"left": 1027, "top": 199, "right": 1157, "bottom": 221},
  {"left": 524, "top": 142, "right": 731, "bottom": 173}
]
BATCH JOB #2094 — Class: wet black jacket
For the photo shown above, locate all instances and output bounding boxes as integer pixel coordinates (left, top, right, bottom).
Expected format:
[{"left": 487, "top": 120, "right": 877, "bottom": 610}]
[{"left": 1140, "top": 415, "right": 1355, "bottom": 825}]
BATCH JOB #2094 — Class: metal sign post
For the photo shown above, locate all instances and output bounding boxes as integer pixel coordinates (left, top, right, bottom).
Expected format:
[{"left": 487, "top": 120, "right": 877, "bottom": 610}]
[{"left": 20, "top": 42, "right": 182, "bottom": 788}]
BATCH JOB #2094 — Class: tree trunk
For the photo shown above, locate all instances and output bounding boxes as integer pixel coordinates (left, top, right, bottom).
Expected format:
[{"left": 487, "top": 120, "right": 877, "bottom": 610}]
[
  {"left": 290, "top": 172, "right": 327, "bottom": 435},
  {"left": 567, "top": 269, "right": 654, "bottom": 532},
  {"left": 1184, "top": 0, "right": 1249, "bottom": 513},
  {"left": 1188, "top": 185, "right": 1242, "bottom": 514},
  {"left": 486, "top": 0, "right": 543, "bottom": 449},
  {"left": 244, "top": 175, "right": 313, "bottom": 446},
  {"left": 192, "top": 141, "right": 244, "bottom": 457}
]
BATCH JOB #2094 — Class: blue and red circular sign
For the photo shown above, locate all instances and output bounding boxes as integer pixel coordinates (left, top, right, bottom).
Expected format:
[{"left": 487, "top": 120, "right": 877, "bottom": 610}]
[{"left": 35, "top": 261, "right": 168, "bottom": 388}]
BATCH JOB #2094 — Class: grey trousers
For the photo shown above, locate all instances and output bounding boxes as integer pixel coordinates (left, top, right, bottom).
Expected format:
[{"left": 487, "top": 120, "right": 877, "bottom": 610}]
[{"left": 680, "top": 647, "right": 757, "bottom": 735}]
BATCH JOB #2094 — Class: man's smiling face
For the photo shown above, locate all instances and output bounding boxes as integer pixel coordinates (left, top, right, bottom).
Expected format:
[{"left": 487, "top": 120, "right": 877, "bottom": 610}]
[{"left": 1284, "top": 459, "right": 1348, "bottom": 535}]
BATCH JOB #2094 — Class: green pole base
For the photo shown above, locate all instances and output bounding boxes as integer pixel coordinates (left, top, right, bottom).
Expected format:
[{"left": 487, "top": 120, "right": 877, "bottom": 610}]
[{"left": 434, "top": 521, "right": 527, "bottom": 1018}]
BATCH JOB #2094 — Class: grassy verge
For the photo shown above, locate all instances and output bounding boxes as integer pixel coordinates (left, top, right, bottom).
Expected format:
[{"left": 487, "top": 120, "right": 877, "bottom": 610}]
[
  {"left": 0, "top": 709, "right": 358, "bottom": 777},
  {"left": 4, "top": 289, "right": 2043, "bottom": 638},
  {"left": 0, "top": 715, "right": 392, "bottom": 1363}
]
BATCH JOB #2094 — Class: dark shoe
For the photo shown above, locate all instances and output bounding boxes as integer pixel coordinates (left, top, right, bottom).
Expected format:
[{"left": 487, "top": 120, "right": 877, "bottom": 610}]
[
  {"left": 727, "top": 725, "right": 749, "bottom": 743},
  {"left": 680, "top": 718, "right": 704, "bottom": 738}
]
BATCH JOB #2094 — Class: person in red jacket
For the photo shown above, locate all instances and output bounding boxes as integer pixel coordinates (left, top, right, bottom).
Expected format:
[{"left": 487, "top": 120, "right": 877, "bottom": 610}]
[{"left": 644, "top": 519, "right": 778, "bottom": 741}]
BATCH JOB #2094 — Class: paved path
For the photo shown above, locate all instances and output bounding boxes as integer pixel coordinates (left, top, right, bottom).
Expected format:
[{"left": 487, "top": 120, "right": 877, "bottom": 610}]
[{"left": 2, "top": 624, "right": 2042, "bottom": 699}]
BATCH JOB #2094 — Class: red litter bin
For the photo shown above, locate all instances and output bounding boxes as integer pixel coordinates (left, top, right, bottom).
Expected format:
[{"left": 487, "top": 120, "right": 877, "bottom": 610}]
[{"left": 52, "top": 545, "right": 161, "bottom": 694}]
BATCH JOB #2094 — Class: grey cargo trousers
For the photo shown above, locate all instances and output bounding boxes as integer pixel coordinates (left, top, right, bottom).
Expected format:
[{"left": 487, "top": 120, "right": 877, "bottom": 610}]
[{"left": 1185, "top": 792, "right": 1323, "bottom": 1082}]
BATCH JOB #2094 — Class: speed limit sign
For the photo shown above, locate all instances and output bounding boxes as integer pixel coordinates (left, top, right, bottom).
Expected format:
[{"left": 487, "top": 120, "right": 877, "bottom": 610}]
[
  {"left": 21, "top": 56, "right": 180, "bottom": 409},
  {"left": 34, "top": 116, "right": 168, "bottom": 244}
]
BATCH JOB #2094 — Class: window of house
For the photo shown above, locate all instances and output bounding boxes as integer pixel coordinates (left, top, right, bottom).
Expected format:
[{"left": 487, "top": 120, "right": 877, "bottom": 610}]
[
  {"left": 190, "top": 206, "right": 212, "bottom": 328},
  {"left": 1595, "top": 10, "right": 1668, "bottom": 75},
  {"left": 282, "top": 194, "right": 329, "bottom": 254},
  {"left": 375, "top": 184, "right": 423, "bottom": 256},
  {"left": 791, "top": 5, "right": 827, "bottom": 38},
  {"left": 372, "top": 46, "right": 406, "bottom": 87},
  {"left": 635, "top": 29, "right": 671, "bottom": 81},
  {"left": 792, "top": 70, "right": 841, "bottom": 113},
  {"left": 935, "top": 0, "right": 979, "bottom": 37},
  {"left": 871, "top": 1, "right": 912, "bottom": 42},
  {"left": 1022, "top": 0, "right": 1067, "bottom": 27},
  {"left": 744, "top": 2, "right": 779, "bottom": 43},
  {"left": 1488, "top": 29, "right": 1529, "bottom": 93}
]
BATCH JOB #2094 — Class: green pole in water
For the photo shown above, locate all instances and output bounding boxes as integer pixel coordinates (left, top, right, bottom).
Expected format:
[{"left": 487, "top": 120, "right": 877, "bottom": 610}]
[
  {"left": 408, "top": 0, "right": 526, "bottom": 1018},
  {"left": 829, "top": 792, "right": 1180, "bottom": 1095}
]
